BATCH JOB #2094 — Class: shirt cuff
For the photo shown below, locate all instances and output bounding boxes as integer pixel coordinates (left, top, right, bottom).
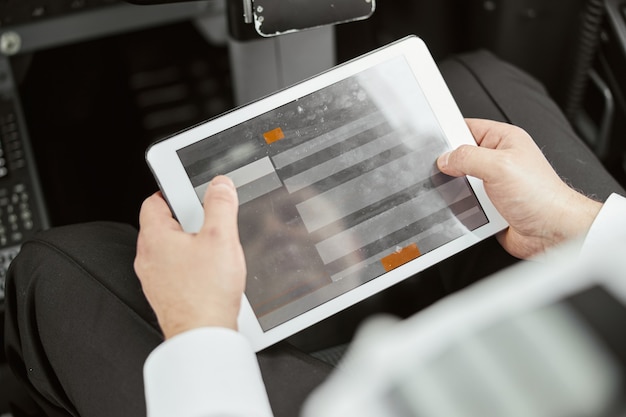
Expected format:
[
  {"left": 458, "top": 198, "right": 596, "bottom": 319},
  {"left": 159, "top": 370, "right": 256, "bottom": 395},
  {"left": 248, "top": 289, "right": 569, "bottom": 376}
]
[
  {"left": 144, "top": 327, "right": 273, "bottom": 417},
  {"left": 581, "top": 193, "right": 626, "bottom": 255}
]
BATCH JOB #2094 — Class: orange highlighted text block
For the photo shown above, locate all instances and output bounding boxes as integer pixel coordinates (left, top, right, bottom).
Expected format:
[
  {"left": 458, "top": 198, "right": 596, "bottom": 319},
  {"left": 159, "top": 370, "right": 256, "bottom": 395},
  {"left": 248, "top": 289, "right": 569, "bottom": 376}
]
[
  {"left": 381, "top": 243, "right": 421, "bottom": 272},
  {"left": 263, "top": 127, "right": 285, "bottom": 144}
]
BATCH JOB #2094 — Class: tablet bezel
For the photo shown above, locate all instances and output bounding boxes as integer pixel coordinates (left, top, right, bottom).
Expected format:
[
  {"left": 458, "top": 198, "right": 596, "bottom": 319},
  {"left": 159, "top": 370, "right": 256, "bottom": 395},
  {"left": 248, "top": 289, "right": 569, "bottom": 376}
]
[{"left": 146, "top": 35, "right": 508, "bottom": 351}]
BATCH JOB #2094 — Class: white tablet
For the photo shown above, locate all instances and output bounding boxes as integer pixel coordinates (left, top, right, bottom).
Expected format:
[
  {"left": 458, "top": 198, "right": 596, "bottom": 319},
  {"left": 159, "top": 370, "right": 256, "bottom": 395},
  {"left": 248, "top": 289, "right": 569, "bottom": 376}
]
[{"left": 146, "top": 36, "right": 508, "bottom": 352}]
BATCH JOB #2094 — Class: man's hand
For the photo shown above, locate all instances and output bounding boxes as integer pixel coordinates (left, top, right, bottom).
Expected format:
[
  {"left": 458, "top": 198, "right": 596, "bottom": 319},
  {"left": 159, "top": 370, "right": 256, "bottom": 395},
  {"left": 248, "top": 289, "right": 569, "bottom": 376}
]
[
  {"left": 134, "top": 176, "right": 246, "bottom": 339},
  {"left": 437, "top": 119, "right": 602, "bottom": 259}
]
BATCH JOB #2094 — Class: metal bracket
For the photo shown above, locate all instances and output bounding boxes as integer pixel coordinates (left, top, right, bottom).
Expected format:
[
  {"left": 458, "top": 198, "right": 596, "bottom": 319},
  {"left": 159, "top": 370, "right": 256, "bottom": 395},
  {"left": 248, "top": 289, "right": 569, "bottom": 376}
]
[
  {"left": 573, "top": 68, "right": 615, "bottom": 160},
  {"left": 243, "top": 0, "right": 253, "bottom": 23}
]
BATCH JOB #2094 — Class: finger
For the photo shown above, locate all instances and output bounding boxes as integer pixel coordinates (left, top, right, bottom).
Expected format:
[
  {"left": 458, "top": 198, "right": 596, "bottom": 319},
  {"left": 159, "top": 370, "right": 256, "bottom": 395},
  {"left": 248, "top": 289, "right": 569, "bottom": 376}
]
[
  {"left": 465, "top": 118, "right": 499, "bottom": 142},
  {"left": 466, "top": 118, "right": 531, "bottom": 151},
  {"left": 201, "top": 176, "right": 240, "bottom": 236},
  {"left": 437, "top": 144, "right": 499, "bottom": 181},
  {"left": 139, "top": 192, "right": 181, "bottom": 232}
]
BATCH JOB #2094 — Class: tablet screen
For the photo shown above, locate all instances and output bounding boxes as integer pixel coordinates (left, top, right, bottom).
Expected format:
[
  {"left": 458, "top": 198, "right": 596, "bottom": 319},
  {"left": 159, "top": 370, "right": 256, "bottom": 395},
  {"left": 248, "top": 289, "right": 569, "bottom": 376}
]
[{"left": 176, "top": 55, "right": 489, "bottom": 331}]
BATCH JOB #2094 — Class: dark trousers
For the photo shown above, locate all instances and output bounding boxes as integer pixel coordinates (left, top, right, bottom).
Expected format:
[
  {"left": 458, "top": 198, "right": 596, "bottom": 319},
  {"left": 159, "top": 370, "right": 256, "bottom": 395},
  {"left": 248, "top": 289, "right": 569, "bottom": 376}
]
[{"left": 4, "top": 50, "right": 625, "bottom": 417}]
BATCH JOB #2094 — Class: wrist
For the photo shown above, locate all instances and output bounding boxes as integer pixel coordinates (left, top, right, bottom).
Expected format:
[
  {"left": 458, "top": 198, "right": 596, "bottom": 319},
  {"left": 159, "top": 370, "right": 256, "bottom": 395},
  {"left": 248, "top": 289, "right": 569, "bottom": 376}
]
[
  {"left": 551, "top": 189, "right": 603, "bottom": 246},
  {"left": 158, "top": 307, "right": 239, "bottom": 340},
  {"left": 161, "top": 318, "right": 238, "bottom": 340}
]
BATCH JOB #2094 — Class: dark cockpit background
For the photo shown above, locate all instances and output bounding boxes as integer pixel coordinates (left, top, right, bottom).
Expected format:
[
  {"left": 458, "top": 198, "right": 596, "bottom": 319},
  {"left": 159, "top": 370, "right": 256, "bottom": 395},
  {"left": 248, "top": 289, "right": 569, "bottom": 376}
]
[
  {"left": 1, "top": 0, "right": 625, "bottom": 414},
  {"left": 2, "top": 0, "right": 626, "bottom": 228}
]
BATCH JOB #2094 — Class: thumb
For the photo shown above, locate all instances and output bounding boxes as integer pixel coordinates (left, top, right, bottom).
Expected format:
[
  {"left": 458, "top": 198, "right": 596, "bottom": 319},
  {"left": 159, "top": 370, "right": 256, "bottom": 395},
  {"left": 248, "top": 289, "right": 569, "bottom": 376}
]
[
  {"left": 437, "top": 145, "right": 497, "bottom": 181},
  {"left": 201, "top": 176, "right": 239, "bottom": 235}
]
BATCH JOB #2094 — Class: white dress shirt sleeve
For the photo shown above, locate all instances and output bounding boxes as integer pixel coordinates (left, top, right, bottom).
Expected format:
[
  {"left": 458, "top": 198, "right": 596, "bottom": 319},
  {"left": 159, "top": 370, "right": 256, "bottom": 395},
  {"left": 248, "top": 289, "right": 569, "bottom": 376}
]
[
  {"left": 581, "top": 193, "right": 626, "bottom": 254},
  {"left": 144, "top": 327, "right": 274, "bottom": 417}
]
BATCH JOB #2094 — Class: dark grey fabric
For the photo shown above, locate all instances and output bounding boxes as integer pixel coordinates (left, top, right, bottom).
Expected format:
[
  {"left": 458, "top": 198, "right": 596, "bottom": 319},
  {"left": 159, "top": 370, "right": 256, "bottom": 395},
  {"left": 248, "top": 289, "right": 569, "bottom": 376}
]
[
  {"left": 4, "top": 222, "right": 332, "bottom": 417},
  {"left": 4, "top": 50, "right": 624, "bottom": 417},
  {"left": 4, "top": 222, "right": 158, "bottom": 417}
]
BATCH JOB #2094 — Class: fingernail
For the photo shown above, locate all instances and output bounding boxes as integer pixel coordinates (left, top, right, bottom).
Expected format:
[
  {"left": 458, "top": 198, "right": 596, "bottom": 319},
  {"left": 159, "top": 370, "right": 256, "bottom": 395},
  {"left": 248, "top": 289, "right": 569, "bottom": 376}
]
[
  {"left": 211, "top": 175, "right": 235, "bottom": 189},
  {"left": 437, "top": 152, "right": 450, "bottom": 169}
]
